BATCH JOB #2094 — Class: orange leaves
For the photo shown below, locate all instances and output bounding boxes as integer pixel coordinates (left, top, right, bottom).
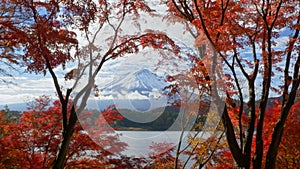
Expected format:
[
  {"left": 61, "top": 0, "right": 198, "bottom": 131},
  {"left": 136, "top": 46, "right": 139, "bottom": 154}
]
[
  {"left": 99, "top": 105, "right": 123, "bottom": 125},
  {"left": 165, "top": 0, "right": 300, "bottom": 168},
  {"left": 125, "top": 0, "right": 154, "bottom": 15},
  {"left": 64, "top": 68, "right": 80, "bottom": 80},
  {"left": 0, "top": 0, "right": 80, "bottom": 73},
  {"left": 0, "top": 98, "right": 128, "bottom": 168},
  {"left": 227, "top": 105, "right": 249, "bottom": 128},
  {"left": 191, "top": 19, "right": 202, "bottom": 30},
  {"left": 0, "top": 110, "right": 5, "bottom": 125},
  {"left": 293, "top": 23, "right": 300, "bottom": 30},
  {"left": 109, "top": 32, "right": 180, "bottom": 61},
  {"left": 148, "top": 142, "right": 176, "bottom": 169},
  {"left": 194, "top": 30, "right": 209, "bottom": 48},
  {"left": 277, "top": 102, "right": 300, "bottom": 168},
  {"left": 139, "top": 32, "right": 180, "bottom": 54}
]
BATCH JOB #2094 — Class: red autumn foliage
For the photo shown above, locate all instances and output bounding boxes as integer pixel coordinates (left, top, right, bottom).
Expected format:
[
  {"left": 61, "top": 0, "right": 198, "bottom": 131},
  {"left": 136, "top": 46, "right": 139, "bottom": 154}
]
[
  {"left": 1, "top": 0, "right": 182, "bottom": 167},
  {"left": 165, "top": 0, "right": 300, "bottom": 168},
  {"left": 212, "top": 99, "right": 300, "bottom": 168},
  {"left": 0, "top": 97, "right": 127, "bottom": 169}
]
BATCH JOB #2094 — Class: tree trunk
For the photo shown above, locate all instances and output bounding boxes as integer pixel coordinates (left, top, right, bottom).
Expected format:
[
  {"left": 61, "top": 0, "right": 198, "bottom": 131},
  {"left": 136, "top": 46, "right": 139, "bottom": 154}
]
[
  {"left": 52, "top": 128, "right": 75, "bottom": 169},
  {"left": 52, "top": 108, "right": 78, "bottom": 169},
  {"left": 265, "top": 123, "right": 284, "bottom": 169},
  {"left": 265, "top": 99, "right": 296, "bottom": 168},
  {"left": 221, "top": 107, "right": 249, "bottom": 169}
]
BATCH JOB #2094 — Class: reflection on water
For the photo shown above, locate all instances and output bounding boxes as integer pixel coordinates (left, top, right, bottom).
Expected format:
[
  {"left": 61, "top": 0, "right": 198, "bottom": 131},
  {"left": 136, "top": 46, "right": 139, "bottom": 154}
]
[{"left": 116, "top": 131, "right": 209, "bottom": 157}]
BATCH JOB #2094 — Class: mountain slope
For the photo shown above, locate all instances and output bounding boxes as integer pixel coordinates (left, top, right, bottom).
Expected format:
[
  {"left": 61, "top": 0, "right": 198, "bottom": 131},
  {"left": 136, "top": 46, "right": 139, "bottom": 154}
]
[{"left": 101, "top": 68, "right": 168, "bottom": 99}]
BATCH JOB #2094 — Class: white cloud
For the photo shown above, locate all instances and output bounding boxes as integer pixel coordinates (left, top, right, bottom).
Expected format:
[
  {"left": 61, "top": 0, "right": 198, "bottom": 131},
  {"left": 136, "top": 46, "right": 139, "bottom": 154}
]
[{"left": 0, "top": 77, "right": 56, "bottom": 104}]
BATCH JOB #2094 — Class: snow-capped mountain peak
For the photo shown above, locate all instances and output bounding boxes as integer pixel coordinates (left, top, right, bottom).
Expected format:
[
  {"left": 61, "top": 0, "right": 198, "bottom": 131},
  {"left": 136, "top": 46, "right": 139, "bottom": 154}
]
[{"left": 101, "top": 68, "right": 168, "bottom": 99}]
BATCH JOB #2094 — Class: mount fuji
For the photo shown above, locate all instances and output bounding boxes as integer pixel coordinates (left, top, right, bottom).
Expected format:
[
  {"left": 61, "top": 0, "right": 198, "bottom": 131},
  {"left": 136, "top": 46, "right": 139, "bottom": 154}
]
[
  {"left": 95, "top": 68, "right": 170, "bottom": 112},
  {"left": 101, "top": 68, "right": 168, "bottom": 99}
]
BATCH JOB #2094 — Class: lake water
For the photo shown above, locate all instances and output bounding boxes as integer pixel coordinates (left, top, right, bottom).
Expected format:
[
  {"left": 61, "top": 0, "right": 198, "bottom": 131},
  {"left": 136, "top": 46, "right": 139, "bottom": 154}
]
[{"left": 116, "top": 131, "right": 210, "bottom": 157}]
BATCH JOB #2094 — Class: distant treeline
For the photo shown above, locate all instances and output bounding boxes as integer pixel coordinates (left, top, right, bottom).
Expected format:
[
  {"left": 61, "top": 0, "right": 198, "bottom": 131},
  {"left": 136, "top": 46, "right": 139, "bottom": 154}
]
[{"left": 110, "top": 106, "right": 209, "bottom": 131}]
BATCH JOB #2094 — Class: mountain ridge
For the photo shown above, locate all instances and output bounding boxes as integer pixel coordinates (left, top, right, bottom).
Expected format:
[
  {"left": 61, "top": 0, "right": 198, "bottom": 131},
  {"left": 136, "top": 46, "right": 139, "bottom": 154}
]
[{"left": 101, "top": 68, "right": 168, "bottom": 99}]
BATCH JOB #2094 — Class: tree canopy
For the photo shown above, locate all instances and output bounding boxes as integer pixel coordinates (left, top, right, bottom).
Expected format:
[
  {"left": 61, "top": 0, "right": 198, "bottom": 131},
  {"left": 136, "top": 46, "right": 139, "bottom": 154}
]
[{"left": 0, "top": 0, "right": 299, "bottom": 169}]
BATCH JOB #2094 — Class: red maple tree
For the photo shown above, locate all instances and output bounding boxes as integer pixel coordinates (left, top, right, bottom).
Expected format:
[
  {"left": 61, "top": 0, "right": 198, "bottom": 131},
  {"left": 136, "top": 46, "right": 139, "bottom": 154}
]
[
  {"left": 164, "top": 0, "right": 300, "bottom": 168},
  {"left": 0, "top": 96, "right": 126, "bottom": 169},
  {"left": 210, "top": 99, "right": 300, "bottom": 168},
  {"left": 0, "top": 1, "right": 180, "bottom": 168}
]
